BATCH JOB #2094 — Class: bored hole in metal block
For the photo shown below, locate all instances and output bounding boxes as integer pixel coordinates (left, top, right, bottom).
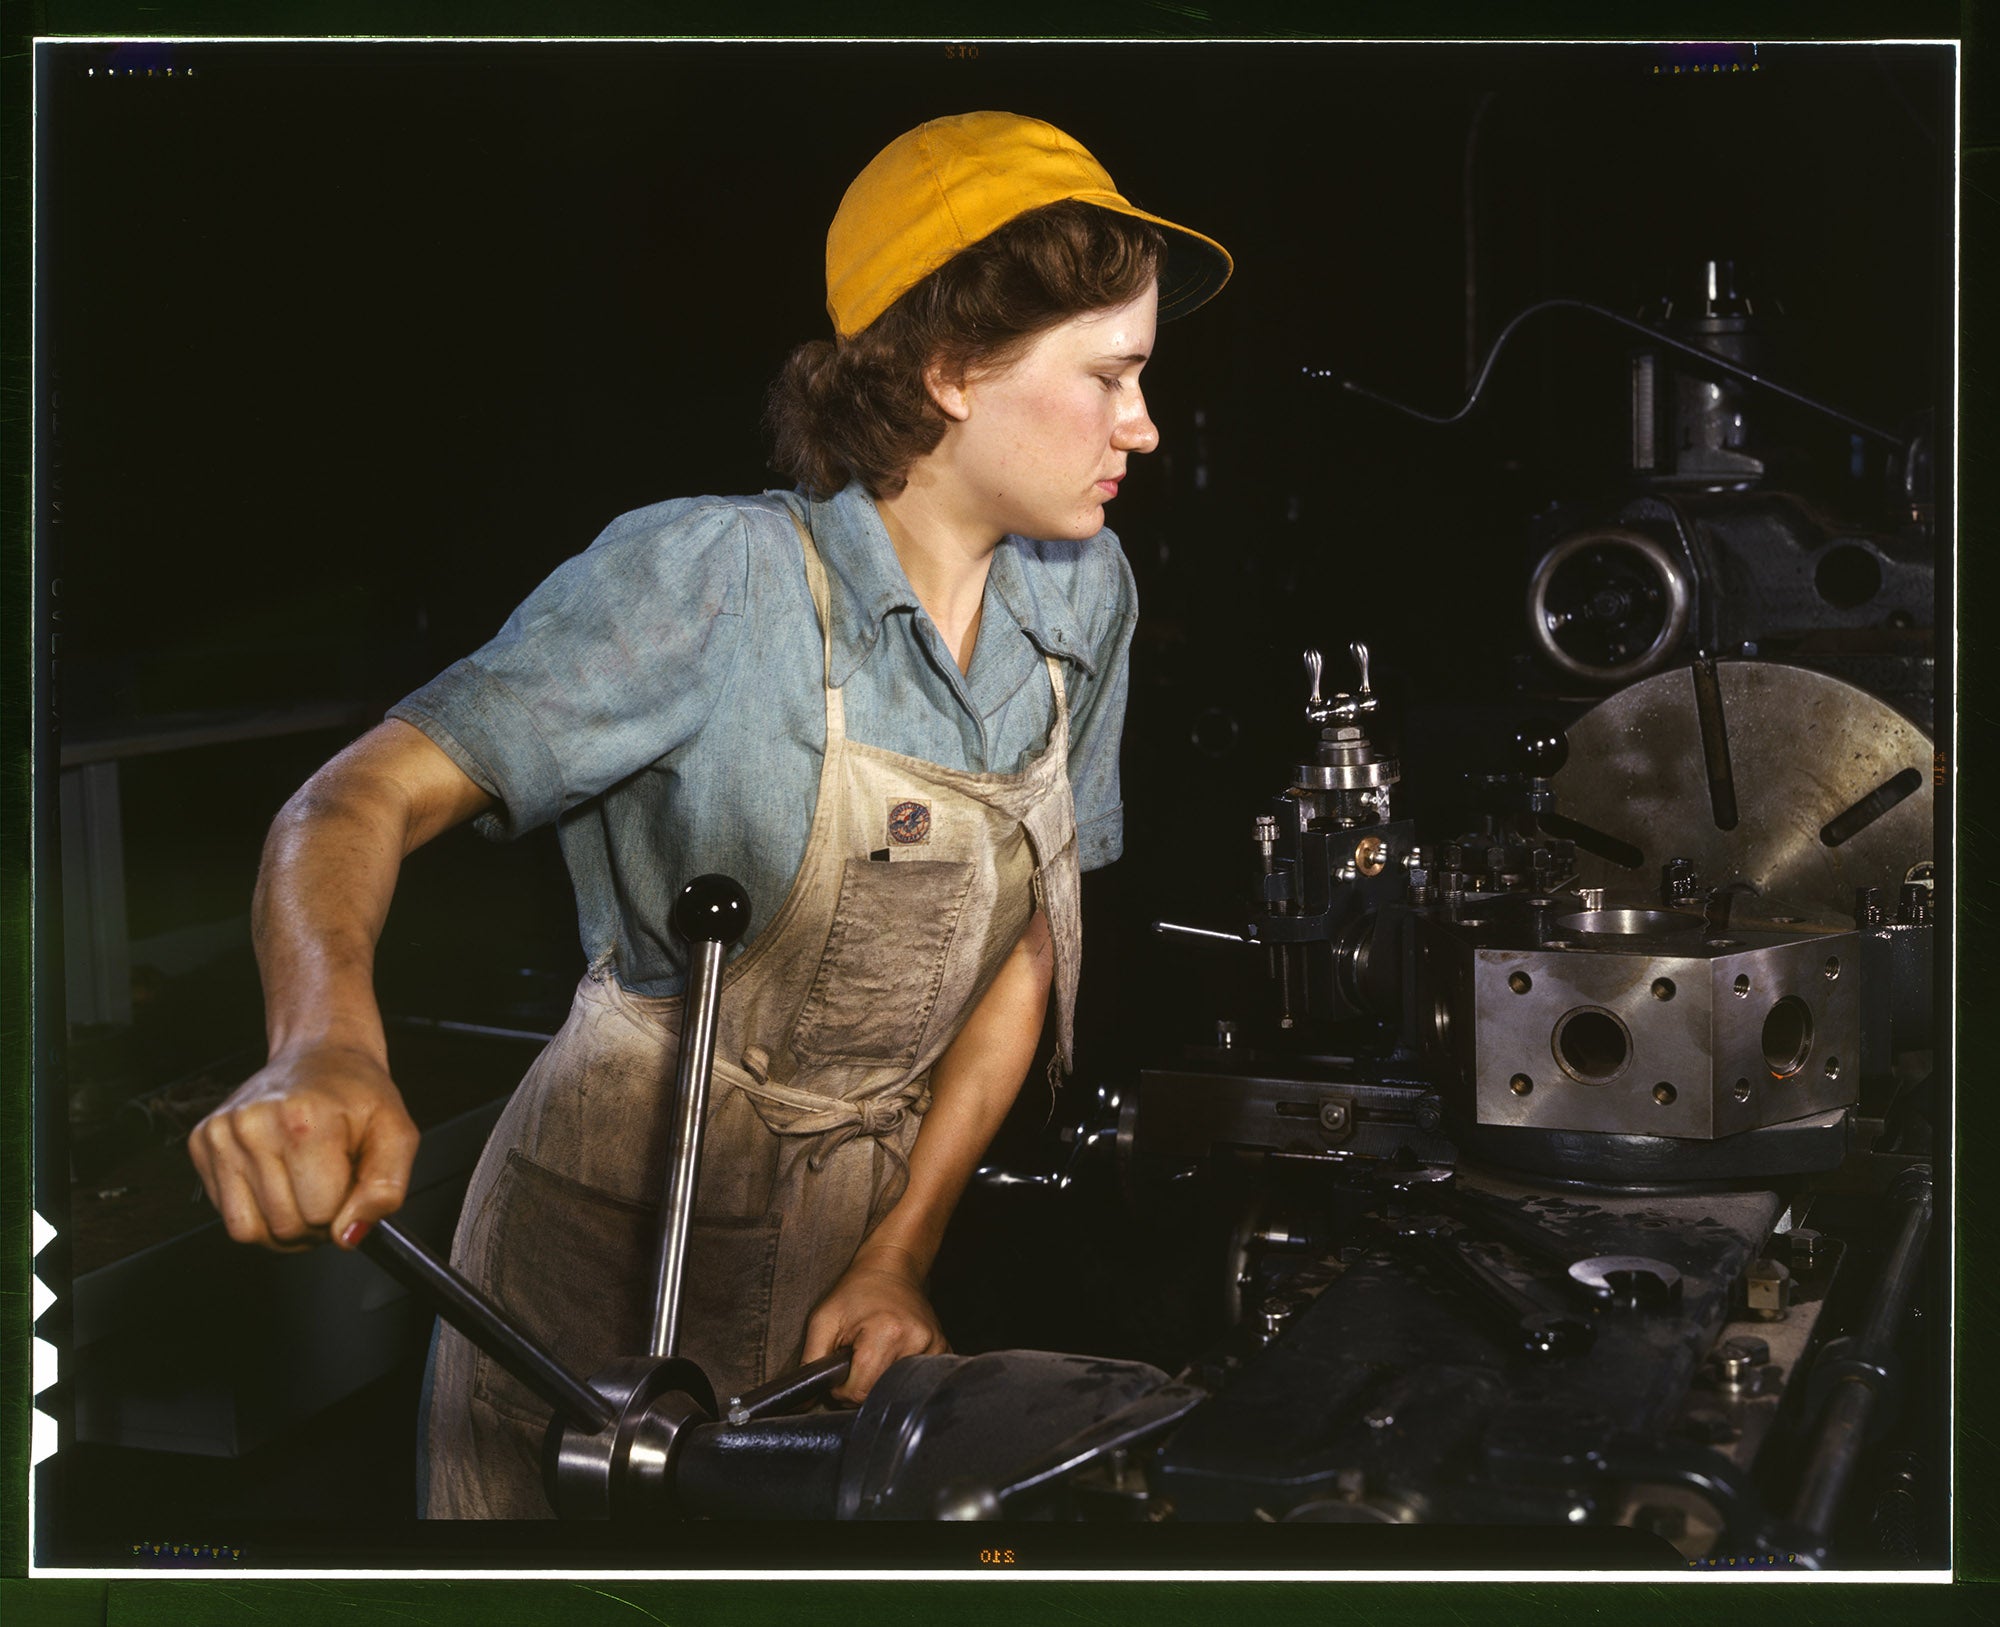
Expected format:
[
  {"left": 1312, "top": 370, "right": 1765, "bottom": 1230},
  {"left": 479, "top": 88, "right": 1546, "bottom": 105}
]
[
  {"left": 1762, "top": 996, "right": 1813, "bottom": 1079},
  {"left": 1553, "top": 1007, "right": 1631, "bottom": 1085}
]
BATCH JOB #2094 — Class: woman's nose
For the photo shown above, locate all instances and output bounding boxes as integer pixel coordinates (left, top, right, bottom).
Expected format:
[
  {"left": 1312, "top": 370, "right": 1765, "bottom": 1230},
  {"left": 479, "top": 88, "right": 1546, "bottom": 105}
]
[{"left": 1115, "top": 392, "right": 1160, "bottom": 455}]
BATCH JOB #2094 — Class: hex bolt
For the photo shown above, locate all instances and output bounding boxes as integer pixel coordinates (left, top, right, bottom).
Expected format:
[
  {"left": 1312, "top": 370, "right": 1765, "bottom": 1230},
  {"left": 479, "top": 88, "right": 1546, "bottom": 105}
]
[
  {"left": 1712, "top": 1335, "right": 1771, "bottom": 1389},
  {"left": 1320, "top": 1100, "right": 1352, "bottom": 1134},
  {"left": 1853, "top": 886, "right": 1884, "bottom": 928},
  {"left": 1789, "top": 1227, "right": 1824, "bottom": 1269},
  {"left": 1744, "top": 1257, "right": 1793, "bottom": 1320}
]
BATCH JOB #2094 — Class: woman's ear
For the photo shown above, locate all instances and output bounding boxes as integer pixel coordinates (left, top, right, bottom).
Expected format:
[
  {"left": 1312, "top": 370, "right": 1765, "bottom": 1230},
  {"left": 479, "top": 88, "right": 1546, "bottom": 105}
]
[{"left": 924, "top": 358, "right": 973, "bottom": 423}]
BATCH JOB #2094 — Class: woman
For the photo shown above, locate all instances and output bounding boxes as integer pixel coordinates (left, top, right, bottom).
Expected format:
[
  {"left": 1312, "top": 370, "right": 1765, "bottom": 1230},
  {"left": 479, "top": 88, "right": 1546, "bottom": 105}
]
[{"left": 188, "top": 110, "right": 1230, "bottom": 1517}]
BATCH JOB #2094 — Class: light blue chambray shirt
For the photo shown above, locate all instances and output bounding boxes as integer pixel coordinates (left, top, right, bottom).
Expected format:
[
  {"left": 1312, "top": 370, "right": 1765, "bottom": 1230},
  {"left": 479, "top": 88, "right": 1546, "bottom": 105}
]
[{"left": 388, "top": 481, "right": 1138, "bottom": 997}]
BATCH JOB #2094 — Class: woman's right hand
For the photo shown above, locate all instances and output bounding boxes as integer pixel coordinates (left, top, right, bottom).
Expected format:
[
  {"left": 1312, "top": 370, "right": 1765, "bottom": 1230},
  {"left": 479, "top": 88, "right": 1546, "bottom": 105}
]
[
  {"left": 190, "top": 721, "right": 491, "bottom": 1253},
  {"left": 188, "top": 1045, "right": 420, "bottom": 1252}
]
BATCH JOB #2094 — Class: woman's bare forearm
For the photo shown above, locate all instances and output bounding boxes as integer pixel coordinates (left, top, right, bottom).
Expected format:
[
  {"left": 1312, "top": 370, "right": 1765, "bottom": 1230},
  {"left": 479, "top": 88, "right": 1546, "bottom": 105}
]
[
  {"left": 802, "top": 909, "right": 1054, "bottom": 1396},
  {"left": 255, "top": 784, "right": 411, "bottom": 1064},
  {"left": 190, "top": 720, "right": 494, "bottom": 1249},
  {"left": 255, "top": 720, "right": 493, "bottom": 1059},
  {"left": 857, "top": 908, "right": 1055, "bottom": 1276}
]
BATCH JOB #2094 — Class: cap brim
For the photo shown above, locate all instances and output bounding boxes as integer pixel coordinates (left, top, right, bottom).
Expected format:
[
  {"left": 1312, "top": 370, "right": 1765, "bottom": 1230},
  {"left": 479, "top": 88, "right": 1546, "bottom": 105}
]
[{"left": 1114, "top": 205, "right": 1233, "bottom": 322}]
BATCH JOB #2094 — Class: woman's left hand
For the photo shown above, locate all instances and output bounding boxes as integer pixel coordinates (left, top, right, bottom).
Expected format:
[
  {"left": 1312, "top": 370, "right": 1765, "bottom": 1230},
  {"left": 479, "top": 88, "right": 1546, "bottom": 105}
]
[{"left": 803, "top": 1243, "right": 949, "bottom": 1403}]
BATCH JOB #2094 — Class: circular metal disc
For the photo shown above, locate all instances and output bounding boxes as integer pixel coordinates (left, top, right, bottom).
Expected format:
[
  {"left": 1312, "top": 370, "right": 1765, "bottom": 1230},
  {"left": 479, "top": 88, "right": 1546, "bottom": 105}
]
[{"left": 1551, "top": 662, "right": 1932, "bottom": 923}]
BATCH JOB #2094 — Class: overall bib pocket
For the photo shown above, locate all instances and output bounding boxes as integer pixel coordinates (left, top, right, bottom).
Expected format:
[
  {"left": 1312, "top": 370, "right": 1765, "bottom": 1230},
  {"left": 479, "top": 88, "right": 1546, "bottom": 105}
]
[{"left": 791, "top": 857, "right": 974, "bottom": 1066}]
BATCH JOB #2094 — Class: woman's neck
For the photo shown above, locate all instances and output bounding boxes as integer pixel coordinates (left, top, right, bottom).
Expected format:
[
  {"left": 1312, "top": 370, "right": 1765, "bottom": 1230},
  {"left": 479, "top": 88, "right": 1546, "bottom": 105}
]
[{"left": 872, "top": 476, "right": 1000, "bottom": 676}]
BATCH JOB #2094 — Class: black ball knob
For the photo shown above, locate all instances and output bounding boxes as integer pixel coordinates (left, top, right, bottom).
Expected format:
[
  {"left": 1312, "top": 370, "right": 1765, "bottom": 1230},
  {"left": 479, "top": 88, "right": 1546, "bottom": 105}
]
[
  {"left": 1512, "top": 721, "right": 1569, "bottom": 777},
  {"left": 673, "top": 874, "right": 752, "bottom": 948}
]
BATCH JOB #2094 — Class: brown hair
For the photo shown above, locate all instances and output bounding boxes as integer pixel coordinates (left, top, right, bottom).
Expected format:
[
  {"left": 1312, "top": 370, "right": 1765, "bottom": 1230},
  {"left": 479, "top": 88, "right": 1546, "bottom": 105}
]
[{"left": 766, "top": 200, "right": 1166, "bottom": 500}]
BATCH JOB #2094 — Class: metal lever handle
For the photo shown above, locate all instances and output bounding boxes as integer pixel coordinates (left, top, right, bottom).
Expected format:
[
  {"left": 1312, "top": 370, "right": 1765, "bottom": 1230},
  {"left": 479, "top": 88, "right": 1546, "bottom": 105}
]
[
  {"left": 1305, "top": 642, "right": 1378, "bottom": 724},
  {"left": 1151, "top": 919, "right": 1253, "bottom": 945},
  {"left": 361, "top": 1219, "right": 615, "bottom": 1435},
  {"left": 649, "top": 874, "right": 753, "bottom": 1360},
  {"left": 726, "top": 1346, "right": 855, "bottom": 1425}
]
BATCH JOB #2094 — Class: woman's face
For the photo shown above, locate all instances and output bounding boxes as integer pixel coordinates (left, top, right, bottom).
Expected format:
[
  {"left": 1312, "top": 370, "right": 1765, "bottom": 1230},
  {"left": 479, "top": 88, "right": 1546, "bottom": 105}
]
[{"left": 931, "top": 282, "right": 1161, "bottom": 544}]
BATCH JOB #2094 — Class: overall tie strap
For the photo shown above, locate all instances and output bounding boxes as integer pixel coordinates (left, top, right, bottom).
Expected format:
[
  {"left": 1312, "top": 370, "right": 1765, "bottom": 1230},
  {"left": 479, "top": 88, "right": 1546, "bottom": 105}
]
[{"left": 726, "top": 1068, "right": 932, "bottom": 1175}]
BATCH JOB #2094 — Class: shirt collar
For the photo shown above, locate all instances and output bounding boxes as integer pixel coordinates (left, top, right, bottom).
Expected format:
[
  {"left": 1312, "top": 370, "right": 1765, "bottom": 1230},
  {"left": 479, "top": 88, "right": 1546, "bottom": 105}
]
[
  {"left": 805, "top": 483, "right": 1095, "bottom": 687},
  {"left": 983, "top": 530, "right": 1097, "bottom": 679}
]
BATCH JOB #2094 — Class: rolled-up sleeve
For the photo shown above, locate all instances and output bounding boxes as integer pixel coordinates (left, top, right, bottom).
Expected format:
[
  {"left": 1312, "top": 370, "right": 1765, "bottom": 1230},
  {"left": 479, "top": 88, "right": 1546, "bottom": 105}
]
[
  {"left": 1065, "top": 534, "right": 1140, "bottom": 871},
  {"left": 389, "top": 499, "right": 750, "bottom": 841}
]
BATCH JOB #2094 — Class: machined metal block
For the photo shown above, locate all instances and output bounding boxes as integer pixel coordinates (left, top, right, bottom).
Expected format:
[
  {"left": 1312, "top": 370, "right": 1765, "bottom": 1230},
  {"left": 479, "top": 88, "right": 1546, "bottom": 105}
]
[{"left": 1425, "top": 909, "right": 1859, "bottom": 1138}]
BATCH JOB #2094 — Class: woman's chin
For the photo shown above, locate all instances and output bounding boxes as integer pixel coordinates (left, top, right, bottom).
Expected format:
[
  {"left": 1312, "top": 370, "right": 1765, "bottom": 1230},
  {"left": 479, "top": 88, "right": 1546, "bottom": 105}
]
[{"left": 1056, "top": 505, "right": 1108, "bottom": 541}]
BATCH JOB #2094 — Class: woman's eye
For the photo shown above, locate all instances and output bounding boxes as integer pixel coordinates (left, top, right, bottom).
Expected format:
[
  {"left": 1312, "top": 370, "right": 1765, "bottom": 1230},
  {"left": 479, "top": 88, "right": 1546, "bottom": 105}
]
[{"left": 1098, "top": 375, "right": 1123, "bottom": 393}]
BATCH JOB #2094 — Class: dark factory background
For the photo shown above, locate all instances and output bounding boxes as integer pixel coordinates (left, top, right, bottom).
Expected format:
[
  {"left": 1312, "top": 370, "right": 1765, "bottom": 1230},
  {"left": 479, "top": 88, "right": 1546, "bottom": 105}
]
[{"left": 31, "top": 38, "right": 1951, "bottom": 1565}]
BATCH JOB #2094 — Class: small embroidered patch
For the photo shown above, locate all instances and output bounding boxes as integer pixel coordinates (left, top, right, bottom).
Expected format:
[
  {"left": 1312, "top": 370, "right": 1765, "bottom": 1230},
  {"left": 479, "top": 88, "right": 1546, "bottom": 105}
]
[{"left": 888, "top": 798, "right": 932, "bottom": 845}]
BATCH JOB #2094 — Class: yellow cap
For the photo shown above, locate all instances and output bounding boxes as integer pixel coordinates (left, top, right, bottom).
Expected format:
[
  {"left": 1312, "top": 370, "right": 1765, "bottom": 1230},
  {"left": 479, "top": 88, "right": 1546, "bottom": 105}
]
[{"left": 825, "top": 110, "right": 1233, "bottom": 339}]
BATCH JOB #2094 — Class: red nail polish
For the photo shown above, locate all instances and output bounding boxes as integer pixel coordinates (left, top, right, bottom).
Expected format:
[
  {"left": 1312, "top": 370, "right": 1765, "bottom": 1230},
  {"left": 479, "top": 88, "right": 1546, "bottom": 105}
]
[{"left": 340, "top": 1220, "right": 372, "bottom": 1248}]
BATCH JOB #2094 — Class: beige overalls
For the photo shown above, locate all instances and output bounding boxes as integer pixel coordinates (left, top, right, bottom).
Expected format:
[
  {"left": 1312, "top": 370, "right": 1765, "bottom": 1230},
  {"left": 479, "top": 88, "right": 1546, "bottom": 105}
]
[{"left": 425, "top": 507, "right": 1084, "bottom": 1517}]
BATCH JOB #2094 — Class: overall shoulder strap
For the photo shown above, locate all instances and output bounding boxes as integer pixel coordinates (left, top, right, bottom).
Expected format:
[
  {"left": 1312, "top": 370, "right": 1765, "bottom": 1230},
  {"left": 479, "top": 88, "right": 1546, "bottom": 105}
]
[
  {"left": 781, "top": 506, "right": 835, "bottom": 690},
  {"left": 1043, "top": 652, "right": 1069, "bottom": 720}
]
